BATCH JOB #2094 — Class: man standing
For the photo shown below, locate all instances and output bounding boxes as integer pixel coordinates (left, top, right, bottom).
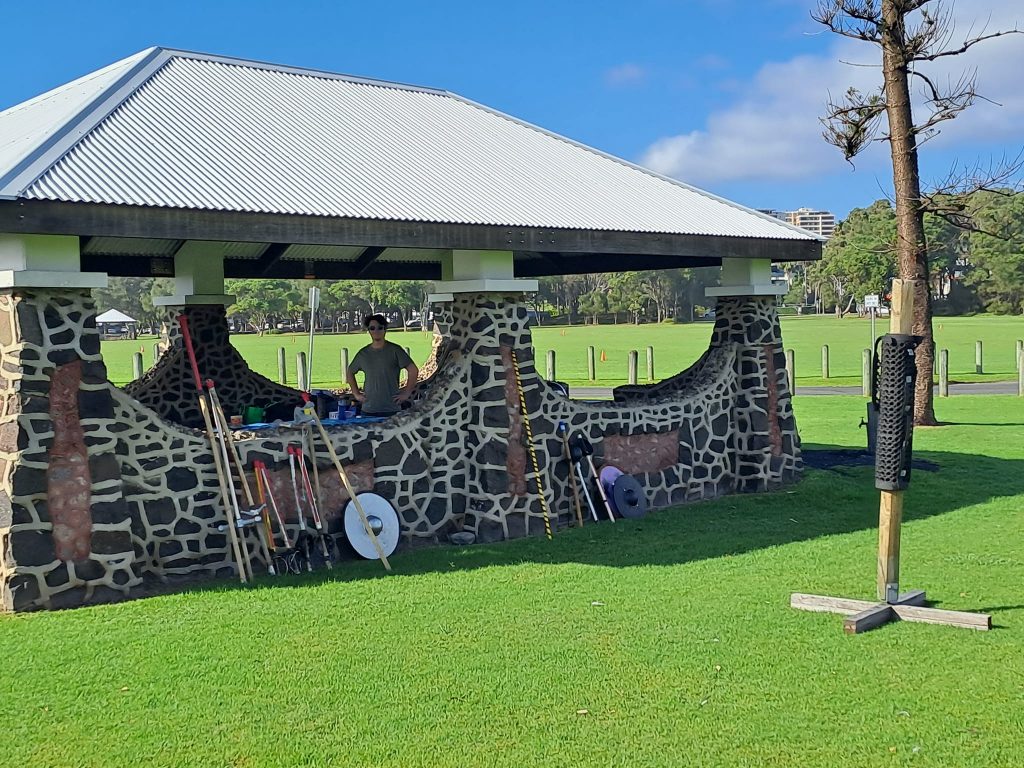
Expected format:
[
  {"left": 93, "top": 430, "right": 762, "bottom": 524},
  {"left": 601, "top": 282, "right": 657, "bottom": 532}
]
[{"left": 346, "top": 314, "right": 419, "bottom": 417}]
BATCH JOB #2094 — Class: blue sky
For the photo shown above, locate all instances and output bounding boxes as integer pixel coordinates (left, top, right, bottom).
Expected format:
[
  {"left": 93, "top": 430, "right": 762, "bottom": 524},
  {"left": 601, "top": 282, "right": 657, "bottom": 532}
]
[{"left": 3, "top": 0, "right": 1021, "bottom": 219}]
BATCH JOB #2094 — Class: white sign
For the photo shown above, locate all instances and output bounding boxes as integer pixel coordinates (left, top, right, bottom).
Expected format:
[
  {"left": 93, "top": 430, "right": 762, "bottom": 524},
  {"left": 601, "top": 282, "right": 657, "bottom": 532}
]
[
  {"left": 864, "top": 294, "right": 880, "bottom": 309},
  {"left": 308, "top": 286, "right": 320, "bottom": 310}
]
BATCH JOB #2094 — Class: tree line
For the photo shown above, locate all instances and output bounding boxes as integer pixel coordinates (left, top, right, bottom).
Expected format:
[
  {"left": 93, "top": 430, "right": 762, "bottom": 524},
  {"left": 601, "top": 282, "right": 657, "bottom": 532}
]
[
  {"left": 793, "top": 191, "right": 1024, "bottom": 317},
  {"left": 92, "top": 268, "right": 724, "bottom": 333}
]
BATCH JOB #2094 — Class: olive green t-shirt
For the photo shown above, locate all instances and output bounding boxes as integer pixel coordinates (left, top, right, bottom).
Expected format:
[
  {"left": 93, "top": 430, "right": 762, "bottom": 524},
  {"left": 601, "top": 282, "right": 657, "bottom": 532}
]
[{"left": 349, "top": 341, "right": 413, "bottom": 415}]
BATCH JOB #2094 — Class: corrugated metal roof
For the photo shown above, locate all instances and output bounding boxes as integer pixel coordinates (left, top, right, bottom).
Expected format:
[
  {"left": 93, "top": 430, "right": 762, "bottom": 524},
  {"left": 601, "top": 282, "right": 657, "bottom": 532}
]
[{"left": 1, "top": 48, "right": 818, "bottom": 242}]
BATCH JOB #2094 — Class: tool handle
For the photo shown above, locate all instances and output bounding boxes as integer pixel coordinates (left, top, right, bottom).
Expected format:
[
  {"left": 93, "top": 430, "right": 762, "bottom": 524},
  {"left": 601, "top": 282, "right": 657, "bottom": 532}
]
[{"left": 177, "top": 315, "right": 203, "bottom": 393}]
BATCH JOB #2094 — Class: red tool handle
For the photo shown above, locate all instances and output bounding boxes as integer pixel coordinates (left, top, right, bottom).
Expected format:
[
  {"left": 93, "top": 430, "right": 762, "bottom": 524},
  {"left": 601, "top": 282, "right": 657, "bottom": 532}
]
[{"left": 178, "top": 314, "right": 203, "bottom": 393}]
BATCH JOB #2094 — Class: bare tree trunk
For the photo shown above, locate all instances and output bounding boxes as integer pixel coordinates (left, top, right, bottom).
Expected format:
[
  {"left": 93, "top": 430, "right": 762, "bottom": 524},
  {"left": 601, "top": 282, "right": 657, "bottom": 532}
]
[{"left": 881, "top": 0, "right": 937, "bottom": 425}]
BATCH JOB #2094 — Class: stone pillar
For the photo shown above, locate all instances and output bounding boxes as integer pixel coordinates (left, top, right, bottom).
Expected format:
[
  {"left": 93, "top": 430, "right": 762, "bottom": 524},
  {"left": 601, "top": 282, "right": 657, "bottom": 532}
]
[
  {"left": 0, "top": 288, "right": 139, "bottom": 610},
  {"left": 707, "top": 260, "right": 799, "bottom": 491}
]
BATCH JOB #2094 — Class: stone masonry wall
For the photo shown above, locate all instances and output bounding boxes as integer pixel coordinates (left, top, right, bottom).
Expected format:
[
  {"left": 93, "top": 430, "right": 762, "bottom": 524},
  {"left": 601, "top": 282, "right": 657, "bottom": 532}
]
[{"left": 1, "top": 290, "right": 800, "bottom": 611}]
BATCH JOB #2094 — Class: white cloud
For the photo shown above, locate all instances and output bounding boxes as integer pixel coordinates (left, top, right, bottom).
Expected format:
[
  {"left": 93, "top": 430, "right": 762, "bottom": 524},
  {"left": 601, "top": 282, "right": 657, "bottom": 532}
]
[
  {"left": 640, "top": 1, "right": 1024, "bottom": 186},
  {"left": 604, "top": 63, "right": 647, "bottom": 88}
]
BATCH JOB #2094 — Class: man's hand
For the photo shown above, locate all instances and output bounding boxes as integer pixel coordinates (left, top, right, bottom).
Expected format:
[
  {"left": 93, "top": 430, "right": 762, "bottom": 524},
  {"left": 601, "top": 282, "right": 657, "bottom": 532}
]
[
  {"left": 393, "top": 389, "right": 413, "bottom": 404},
  {"left": 352, "top": 392, "right": 366, "bottom": 404}
]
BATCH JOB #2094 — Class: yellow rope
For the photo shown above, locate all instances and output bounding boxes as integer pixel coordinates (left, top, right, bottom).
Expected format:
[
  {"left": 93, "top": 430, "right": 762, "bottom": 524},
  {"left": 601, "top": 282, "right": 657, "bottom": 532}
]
[{"left": 510, "top": 350, "right": 553, "bottom": 540}]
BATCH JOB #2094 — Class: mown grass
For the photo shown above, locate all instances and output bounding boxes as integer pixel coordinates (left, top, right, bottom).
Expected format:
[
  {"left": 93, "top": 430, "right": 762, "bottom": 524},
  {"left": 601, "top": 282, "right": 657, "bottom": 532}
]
[
  {"left": 1, "top": 396, "right": 1023, "bottom": 767},
  {"left": 101, "top": 314, "right": 1024, "bottom": 388}
]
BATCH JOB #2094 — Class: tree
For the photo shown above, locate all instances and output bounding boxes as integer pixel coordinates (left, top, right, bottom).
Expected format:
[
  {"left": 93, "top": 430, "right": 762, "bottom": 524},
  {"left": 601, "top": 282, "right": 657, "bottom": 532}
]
[
  {"left": 815, "top": 200, "right": 898, "bottom": 314},
  {"left": 963, "top": 191, "right": 1024, "bottom": 313},
  {"left": 225, "top": 279, "right": 298, "bottom": 334},
  {"left": 813, "top": 0, "right": 1020, "bottom": 425}
]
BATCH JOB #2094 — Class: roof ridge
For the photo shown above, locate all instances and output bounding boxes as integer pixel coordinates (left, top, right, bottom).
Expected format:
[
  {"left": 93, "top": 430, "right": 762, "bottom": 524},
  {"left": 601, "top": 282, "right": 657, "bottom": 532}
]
[{"left": 156, "top": 47, "right": 449, "bottom": 96}]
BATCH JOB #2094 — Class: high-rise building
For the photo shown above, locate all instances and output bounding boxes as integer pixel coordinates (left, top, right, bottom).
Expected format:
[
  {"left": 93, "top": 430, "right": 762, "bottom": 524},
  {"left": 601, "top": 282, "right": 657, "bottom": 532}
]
[
  {"left": 784, "top": 208, "right": 836, "bottom": 239},
  {"left": 757, "top": 208, "right": 836, "bottom": 238}
]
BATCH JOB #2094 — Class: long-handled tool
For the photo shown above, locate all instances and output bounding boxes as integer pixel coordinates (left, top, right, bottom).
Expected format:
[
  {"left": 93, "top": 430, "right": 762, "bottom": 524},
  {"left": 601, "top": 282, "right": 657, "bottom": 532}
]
[
  {"left": 558, "top": 422, "right": 584, "bottom": 528},
  {"left": 568, "top": 433, "right": 604, "bottom": 523},
  {"left": 255, "top": 460, "right": 303, "bottom": 574},
  {"left": 178, "top": 314, "right": 248, "bottom": 583},
  {"left": 286, "top": 445, "right": 313, "bottom": 572},
  {"left": 510, "top": 349, "right": 554, "bottom": 540},
  {"left": 307, "top": 409, "right": 392, "bottom": 571},
  {"left": 577, "top": 435, "right": 616, "bottom": 523},
  {"left": 206, "top": 380, "right": 275, "bottom": 576},
  {"left": 295, "top": 444, "right": 333, "bottom": 568}
]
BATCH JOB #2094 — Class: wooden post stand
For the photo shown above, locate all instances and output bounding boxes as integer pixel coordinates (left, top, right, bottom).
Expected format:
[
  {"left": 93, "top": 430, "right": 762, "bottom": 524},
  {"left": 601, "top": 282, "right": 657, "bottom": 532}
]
[{"left": 791, "top": 279, "right": 992, "bottom": 634}]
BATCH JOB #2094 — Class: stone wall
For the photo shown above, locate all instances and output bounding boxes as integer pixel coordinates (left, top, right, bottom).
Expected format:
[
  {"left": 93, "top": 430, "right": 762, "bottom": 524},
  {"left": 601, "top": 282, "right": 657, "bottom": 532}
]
[{"left": 0, "top": 289, "right": 800, "bottom": 612}]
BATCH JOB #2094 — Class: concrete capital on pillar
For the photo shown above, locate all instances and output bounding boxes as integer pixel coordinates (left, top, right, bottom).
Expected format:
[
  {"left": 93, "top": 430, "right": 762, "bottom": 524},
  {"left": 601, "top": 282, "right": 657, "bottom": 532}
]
[
  {"left": 0, "top": 234, "right": 107, "bottom": 289},
  {"left": 153, "top": 241, "right": 234, "bottom": 306},
  {"left": 705, "top": 257, "right": 785, "bottom": 298},
  {"left": 432, "top": 249, "right": 537, "bottom": 297}
]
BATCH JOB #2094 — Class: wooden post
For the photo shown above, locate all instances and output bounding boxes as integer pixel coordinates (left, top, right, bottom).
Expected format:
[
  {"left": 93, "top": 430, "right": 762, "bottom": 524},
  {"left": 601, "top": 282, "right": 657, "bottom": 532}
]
[
  {"left": 132, "top": 352, "right": 144, "bottom": 380},
  {"left": 877, "top": 278, "right": 914, "bottom": 603},
  {"left": 821, "top": 344, "right": 829, "bottom": 379},
  {"left": 975, "top": 340, "right": 983, "bottom": 374},
  {"left": 1019, "top": 349, "right": 1024, "bottom": 397},
  {"left": 628, "top": 350, "right": 638, "bottom": 385},
  {"left": 278, "top": 347, "right": 287, "bottom": 385},
  {"left": 861, "top": 349, "right": 871, "bottom": 397},
  {"left": 340, "top": 347, "right": 349, "bottom": 385},
  {"left": 587, "top": 346, "right": 596, "bottom": 381},
  {"left": 646, "top": 346, "right": 655, "bottom": 382},
  {"left": 939, "top": 349, "right": 949, "bottom": 397},
  {"left": 296, "top": 351, "right": 307, "bottom": 391},
  {"left": 785, "top": 349, "right": 795, "bottom": 394},
  {"left": 152, "top": 343, "right": 160, "bottom": 364},
  {"left": 1016, "top": 339, "right": 1023, "bottom": 371},
  {"left": 546, "top": 350, "right": 556, "bottom": 381}
]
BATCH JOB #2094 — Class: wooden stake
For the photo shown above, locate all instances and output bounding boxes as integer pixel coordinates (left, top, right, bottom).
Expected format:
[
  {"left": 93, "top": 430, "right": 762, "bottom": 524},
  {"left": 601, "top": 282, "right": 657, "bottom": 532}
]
[{"left": 877, "top": 278, "right": 914, "bottom": 601}]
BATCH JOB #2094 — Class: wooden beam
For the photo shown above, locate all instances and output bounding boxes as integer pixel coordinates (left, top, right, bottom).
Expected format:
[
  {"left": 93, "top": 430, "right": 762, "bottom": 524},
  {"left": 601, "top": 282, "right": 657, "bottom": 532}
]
[
  {"left": 253, "top": 242, "right": 290, "bottom": 276},
  {"left": 790, "top": 590, "right": 927, "bottom": 616},
  {"left": 891, "top": 604, "right": 992, "bottom": 631},
  {"left": 351, "top": 246, "right": 386, "bottom": 277},
  {"left": 843, "top": 604, "right": 894, "bottom": 634},
  {"left": 0, "top": 199, "right": 823, "bottom": 264},
  {"left": 223, "top": 257, "right": 440, "bottom": 281}
]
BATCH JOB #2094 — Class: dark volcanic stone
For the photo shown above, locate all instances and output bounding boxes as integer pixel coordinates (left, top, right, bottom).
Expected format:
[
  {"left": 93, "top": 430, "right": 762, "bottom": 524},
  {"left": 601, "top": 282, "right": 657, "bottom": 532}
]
[{"left": 166, "top": 466, "right": 198, "bottom": 493}]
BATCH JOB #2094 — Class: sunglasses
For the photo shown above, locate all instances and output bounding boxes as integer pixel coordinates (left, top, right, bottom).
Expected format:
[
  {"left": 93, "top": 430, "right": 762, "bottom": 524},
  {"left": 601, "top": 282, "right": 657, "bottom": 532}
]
[{"left": 367, "top": 325, "right": 385, "bottom": 331}]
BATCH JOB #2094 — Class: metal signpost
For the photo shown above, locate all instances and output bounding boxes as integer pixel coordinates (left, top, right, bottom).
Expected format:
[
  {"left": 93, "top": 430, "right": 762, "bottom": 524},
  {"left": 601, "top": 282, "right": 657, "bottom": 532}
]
[
  {"left": 307, "top": 286, "right": 320, "bottom": 390},
  {"left": 864, "top": 293, "right": 880, "bottom": 347}
]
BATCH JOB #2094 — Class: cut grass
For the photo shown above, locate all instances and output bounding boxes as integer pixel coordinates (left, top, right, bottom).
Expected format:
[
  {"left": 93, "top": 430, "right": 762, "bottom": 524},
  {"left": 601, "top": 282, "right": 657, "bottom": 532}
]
[
  {"left": 1, "top": 395, "right": 1023, "bottom": 767},
  {"left": 101, "top": 314, "right": 1024, "bottom": 388}
]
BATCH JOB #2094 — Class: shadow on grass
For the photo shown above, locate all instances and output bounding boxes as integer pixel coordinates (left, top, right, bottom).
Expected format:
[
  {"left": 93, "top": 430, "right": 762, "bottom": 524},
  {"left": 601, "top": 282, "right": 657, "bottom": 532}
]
[{"left": 169, "top": 440, "right": 1024, "bottom": 601}]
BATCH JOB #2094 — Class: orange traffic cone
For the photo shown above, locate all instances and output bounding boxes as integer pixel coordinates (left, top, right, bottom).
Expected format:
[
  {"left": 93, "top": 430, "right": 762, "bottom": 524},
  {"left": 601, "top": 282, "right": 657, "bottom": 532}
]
[{"left": 600, "top": 350, "right": 607, "bottom": 362}]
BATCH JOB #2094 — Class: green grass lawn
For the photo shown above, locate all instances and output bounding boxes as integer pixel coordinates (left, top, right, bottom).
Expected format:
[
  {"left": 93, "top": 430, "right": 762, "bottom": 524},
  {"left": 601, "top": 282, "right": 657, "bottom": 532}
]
[
  {"left": 2, "top": 395, "right": 1023, "bottom": 767},
  {"left": 101, "top": 314, "right": 1024, "bottom": 389}
]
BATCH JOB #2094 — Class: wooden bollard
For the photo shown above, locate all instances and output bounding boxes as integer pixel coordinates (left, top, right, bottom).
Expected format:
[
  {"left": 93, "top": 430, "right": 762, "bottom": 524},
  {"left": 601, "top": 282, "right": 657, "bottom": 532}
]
[
  {"left": 821, "top": 344, "right": 829, "bottom": 379},
  {"left": 861, "top": 349, "right": 871, "bottom": 397},
  {"left": 152, "top": 343, "right": 160, "bottom": 363},
  {"left": 132, "top": 352, "right": 144, "bottom": 380},
  {"left": 340, "top": 347, "right": 350, "bottom": 384},
  {"left": 278, "top": 347, "right": 287, "bottom": 385},
  {"left": 296, "top": 351, "right": 307, "bottom": 391},
  {"left": 785, "top": 349, "right": 795, "bottom": 394},
  {"left": 546, "top": 350, "right": 556, "bottom": 381},
  {"left": 1019, "top": 349, "right": 1024, "bottom": 397},
  {"left": 587, "top": 346, "right": 595, "bottom": 381},
  {"left": 1016, "top": 340, "right": 1023, "bottom": 373},
  {"left": 646, "top": 346, "right": 654, "bottom": 382},
  {"left": 939, "top": 349, "right": 949, "bottom": 397},
  {"left": 975, "top": 340, "right": 983, "bottom": 374},
  {"left": 628, "top": 350, "right": 638, "bottom": 385}
]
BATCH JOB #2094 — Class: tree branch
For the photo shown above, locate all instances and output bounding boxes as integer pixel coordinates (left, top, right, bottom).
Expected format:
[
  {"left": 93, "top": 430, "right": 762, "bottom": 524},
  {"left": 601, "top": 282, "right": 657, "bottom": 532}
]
[{"left": 821, "top": 86, "right": 887, "bottom": 160}]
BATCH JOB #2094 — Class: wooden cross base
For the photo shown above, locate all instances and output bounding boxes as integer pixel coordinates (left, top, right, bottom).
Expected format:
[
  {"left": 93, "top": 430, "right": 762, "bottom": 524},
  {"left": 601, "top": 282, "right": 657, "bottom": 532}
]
[{"left": 791, "top": 591, "right": 992, "bottom": 634}]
